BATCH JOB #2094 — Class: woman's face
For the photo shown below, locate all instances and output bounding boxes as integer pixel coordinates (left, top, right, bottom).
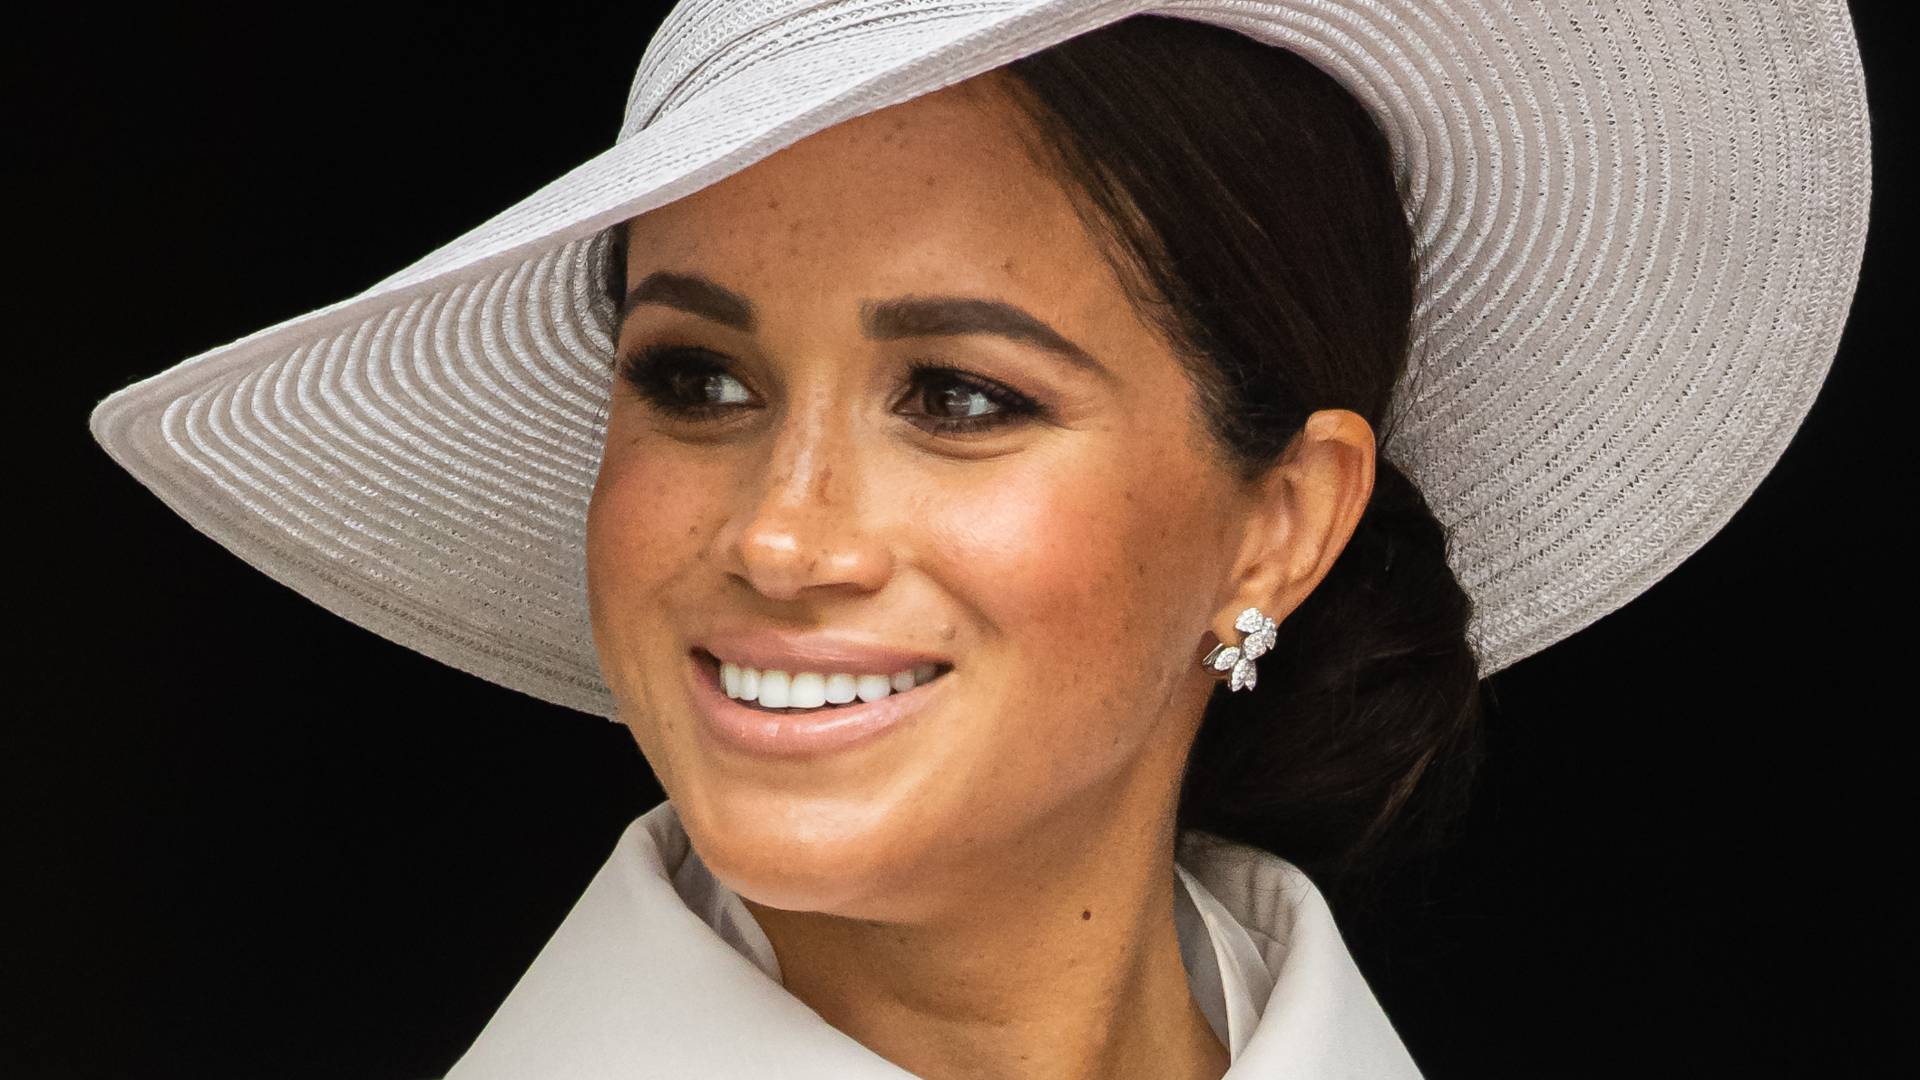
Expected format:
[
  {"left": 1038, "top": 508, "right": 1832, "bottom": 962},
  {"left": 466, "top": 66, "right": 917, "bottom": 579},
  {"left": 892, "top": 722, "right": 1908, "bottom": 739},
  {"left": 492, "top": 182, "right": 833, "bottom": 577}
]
[{"left": 587, "top": 72, "right": 1263, "bottom": 916}]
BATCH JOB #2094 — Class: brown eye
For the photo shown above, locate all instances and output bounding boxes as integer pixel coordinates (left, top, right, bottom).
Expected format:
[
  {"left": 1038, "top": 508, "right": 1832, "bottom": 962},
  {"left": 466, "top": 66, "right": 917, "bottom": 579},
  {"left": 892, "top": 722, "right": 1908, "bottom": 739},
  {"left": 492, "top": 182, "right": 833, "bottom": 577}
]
[
  {"left": 900, "top": 362, "right": 1045, "bottom": 436},
  {"left": 616, "top": 345, "right": 752, "bottom": 421},
  {"left": 922, "top": 381, "right": 994, "bottom": 421},
  {"left": 667, "top": 369, "right": 742, "bottom": 406}
]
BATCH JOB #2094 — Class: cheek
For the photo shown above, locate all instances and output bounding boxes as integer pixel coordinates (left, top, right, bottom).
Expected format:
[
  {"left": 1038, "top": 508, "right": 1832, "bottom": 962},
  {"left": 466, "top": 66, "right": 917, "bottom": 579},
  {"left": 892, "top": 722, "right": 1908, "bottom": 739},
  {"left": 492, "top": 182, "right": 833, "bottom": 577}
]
[
  {"left": 925, "top": 446, "right": 1211, "bottom": 761},
  {"left": 586, "top": 439, "right": 716, "bottom": 680}
]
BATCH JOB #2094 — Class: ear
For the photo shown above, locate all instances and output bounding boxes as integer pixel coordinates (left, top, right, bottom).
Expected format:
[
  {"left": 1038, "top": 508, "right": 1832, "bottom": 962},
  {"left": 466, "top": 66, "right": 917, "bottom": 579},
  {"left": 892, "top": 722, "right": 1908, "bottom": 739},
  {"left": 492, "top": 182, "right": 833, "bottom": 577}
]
[{"left": 1211, "top": 408, "right": 1376, "bottom": 646}]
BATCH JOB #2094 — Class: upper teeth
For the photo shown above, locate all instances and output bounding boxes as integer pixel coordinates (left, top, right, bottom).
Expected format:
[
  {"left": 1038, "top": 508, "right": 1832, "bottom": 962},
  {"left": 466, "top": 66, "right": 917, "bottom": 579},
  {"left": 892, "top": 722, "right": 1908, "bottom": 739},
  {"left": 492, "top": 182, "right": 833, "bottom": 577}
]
[{"left": 720, "top": 661, "right": 941, "bottom": 708}]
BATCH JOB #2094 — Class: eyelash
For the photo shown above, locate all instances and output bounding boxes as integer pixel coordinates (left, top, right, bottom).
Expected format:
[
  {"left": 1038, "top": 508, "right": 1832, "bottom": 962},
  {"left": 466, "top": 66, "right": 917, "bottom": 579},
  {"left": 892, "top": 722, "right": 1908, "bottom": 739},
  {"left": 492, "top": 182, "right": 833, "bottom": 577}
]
[{"left": 614, "top": 344, "right": 1049, "bottom": 436}]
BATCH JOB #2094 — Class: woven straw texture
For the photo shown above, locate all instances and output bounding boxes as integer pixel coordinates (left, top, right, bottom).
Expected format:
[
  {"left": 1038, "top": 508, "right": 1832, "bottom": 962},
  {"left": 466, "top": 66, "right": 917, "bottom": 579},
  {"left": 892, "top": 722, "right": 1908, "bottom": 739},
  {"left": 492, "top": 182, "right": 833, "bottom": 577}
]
[{"left": 89, "top": 0, "right": 1872, "bottom": 718}]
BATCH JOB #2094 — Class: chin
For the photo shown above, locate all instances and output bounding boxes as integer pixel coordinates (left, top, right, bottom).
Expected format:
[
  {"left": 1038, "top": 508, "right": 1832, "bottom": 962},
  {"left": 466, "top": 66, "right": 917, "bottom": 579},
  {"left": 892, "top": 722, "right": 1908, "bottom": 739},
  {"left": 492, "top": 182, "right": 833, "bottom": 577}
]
[
  {"left": 685, "top": 788, "right": 929, "bottom": 893},
  {"left": 701, "top": 827, "right": 890, "bottom": 914}
]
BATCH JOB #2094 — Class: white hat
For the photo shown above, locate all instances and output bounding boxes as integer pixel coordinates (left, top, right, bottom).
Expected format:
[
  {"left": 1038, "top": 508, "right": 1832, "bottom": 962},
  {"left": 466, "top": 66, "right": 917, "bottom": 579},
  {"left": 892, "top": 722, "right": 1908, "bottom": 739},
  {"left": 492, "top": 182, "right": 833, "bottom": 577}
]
[{"left": 87, "top": 0, "right": 1872, "bottom": 718}]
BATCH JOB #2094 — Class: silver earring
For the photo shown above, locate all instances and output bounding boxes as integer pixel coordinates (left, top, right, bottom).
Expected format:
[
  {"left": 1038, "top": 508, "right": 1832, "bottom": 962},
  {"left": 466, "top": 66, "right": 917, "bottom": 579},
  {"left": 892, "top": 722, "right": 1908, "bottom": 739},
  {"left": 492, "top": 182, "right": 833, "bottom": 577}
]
[{"left": 1202, "top": 606, "right": 1277, "bottom": 692}]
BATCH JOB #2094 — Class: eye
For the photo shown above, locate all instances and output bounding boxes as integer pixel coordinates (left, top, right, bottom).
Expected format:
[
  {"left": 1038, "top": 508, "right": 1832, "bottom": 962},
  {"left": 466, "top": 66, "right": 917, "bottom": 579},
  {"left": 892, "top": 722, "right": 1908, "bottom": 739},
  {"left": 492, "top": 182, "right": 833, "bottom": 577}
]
[
  {"left": 614, "top": 346, "right": 1049, "bottom": 436},
  {"left": 615, "top": 345, "right": 752, "bottom": 424},
  {"left": 899, "top": 360, "right": 1046, "bottom": 436}
]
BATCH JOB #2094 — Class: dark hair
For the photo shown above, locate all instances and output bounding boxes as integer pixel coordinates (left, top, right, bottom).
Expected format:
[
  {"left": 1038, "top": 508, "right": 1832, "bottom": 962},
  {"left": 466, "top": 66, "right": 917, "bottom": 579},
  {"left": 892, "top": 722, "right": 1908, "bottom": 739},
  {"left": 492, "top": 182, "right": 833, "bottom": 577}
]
[
  {"left": 994, "top": 16, "right": 1485, "bottom": 905},
  {"left": 602, "top": 14, "right": 1484, "bottom": 905}
]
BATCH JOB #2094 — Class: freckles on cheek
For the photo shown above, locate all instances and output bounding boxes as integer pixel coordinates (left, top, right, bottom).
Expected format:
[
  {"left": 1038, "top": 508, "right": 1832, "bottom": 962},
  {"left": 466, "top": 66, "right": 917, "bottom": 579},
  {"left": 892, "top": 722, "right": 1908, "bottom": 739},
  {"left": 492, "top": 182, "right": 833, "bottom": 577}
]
[{"left": 588, "top": 451, "right": 713, "bottom": 614}]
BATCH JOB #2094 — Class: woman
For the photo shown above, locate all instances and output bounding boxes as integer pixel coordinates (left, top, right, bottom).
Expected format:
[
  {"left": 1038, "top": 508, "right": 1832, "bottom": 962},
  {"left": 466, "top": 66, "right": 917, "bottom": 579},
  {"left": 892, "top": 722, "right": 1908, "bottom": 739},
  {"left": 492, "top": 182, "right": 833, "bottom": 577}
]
[{"left": 87, "top": 2, "right": 1870, "bottom": 1077}]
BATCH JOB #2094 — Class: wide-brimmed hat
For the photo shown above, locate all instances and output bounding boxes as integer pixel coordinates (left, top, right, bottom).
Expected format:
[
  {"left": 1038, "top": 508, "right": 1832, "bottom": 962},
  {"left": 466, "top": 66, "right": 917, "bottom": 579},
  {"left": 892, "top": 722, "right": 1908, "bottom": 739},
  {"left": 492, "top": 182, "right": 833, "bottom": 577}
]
[{"left": 88, "top": 0, "right": 1871, "bottom": 719}]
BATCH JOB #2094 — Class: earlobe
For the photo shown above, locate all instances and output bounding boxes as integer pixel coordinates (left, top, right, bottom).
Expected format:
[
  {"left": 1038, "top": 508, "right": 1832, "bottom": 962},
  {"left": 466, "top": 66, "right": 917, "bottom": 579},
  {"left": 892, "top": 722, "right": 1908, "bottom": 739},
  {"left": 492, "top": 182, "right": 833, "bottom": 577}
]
[{"left": 1201, "top": 605, "right": 1279, "bottom": 692}]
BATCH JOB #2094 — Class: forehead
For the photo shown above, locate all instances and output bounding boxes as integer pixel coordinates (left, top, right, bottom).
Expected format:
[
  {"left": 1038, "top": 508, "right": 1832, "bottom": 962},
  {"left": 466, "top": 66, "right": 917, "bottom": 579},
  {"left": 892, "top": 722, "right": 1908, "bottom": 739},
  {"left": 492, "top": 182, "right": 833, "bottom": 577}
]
[{"left": 623, "top": 72, "right": 1104, "bottom": 293}]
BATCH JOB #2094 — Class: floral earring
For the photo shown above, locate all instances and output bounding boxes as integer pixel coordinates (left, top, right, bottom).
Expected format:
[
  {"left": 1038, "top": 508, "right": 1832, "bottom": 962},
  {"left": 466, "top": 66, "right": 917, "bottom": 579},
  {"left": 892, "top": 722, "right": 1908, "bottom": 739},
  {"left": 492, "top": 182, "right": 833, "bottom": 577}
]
[{"left": 1202, "top": 606, "right": 1278, "bottom": 692}]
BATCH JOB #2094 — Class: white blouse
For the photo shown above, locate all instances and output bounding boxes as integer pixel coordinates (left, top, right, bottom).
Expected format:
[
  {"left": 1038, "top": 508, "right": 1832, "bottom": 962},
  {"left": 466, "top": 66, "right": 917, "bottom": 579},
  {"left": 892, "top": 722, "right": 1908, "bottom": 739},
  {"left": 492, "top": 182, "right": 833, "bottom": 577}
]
[{"left": 443, "top": 800, "right": 1423, "bottom": 1078}]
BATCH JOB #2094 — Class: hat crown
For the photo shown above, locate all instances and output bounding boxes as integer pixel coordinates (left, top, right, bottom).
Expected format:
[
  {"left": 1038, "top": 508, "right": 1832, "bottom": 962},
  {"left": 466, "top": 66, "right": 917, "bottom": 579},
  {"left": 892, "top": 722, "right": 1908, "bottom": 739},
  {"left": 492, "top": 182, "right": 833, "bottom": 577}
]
[
  {"left": 617, "top": 0, "right": 1049, "bottom": 143},
  {"left": 623, "top": 0, "right": 792, "bottom": 136}
]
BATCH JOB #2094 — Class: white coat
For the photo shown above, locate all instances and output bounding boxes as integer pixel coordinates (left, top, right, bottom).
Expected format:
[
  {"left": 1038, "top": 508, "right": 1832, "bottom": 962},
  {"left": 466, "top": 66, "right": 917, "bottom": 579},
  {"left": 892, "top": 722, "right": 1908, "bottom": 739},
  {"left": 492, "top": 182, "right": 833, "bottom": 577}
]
[{"left": 443, "top": 800, "right": 1423, "bottom": 1078}]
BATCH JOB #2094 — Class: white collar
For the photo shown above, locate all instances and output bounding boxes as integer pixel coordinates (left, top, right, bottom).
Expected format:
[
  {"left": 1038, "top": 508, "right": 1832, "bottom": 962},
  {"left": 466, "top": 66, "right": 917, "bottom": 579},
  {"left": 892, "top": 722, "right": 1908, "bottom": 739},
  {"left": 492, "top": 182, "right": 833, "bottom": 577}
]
[{"left": 443, "top": 800, "right": 1423, "bottom": 1078}]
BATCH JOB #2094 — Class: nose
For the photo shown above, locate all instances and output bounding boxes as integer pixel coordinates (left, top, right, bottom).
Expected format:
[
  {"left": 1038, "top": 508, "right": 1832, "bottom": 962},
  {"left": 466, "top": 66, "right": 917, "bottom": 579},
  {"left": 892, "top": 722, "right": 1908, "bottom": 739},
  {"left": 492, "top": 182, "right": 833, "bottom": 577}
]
[{"left": 710, "top": 390, "right": 894, "bottom": 602}]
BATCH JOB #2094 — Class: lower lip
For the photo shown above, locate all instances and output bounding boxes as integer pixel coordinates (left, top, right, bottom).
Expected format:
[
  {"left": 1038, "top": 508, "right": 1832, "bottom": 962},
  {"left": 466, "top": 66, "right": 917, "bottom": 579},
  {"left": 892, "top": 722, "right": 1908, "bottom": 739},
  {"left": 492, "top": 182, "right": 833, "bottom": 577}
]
[{"left": 686, "top": 651, "right": 951, "bottom": 759}]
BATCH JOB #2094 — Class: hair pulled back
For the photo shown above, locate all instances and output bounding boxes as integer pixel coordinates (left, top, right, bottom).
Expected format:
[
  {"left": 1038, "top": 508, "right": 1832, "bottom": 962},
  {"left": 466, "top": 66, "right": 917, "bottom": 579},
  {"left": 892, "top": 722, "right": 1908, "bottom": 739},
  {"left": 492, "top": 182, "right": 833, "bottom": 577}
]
[{"left": 996, "top": 15, "right": 1485, "bottom": 900}]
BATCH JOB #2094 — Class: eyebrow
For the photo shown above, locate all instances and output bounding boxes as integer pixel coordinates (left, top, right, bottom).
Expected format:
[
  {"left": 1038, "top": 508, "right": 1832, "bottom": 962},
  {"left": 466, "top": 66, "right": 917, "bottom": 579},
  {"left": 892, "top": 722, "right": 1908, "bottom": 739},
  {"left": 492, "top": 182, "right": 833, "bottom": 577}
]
[{"left": 619, "top": 270, "right": 1112, "bottom": 381}]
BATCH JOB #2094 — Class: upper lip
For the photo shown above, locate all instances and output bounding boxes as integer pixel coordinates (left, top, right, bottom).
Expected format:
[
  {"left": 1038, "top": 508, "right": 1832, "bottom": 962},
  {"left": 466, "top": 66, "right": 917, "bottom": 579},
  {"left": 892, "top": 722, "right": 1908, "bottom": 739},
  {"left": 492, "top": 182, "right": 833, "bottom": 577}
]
[{"left": 694, "top": 627, "right": 951, "bottom": 675}]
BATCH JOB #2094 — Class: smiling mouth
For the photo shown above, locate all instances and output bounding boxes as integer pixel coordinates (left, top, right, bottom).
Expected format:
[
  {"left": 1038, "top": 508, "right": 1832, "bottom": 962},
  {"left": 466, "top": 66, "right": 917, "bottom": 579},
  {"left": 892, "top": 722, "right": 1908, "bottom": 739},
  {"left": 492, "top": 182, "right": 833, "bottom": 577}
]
[{"left": 693, "top": 648, "right": 952, "bottom": 714}]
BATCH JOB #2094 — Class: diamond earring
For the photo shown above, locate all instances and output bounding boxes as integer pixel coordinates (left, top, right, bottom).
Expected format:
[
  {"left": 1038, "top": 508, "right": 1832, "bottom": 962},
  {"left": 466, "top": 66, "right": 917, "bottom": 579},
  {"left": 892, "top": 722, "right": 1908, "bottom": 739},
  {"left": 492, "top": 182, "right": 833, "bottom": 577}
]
[{"left": 1202, "top": 606, "right": 1277, "bottom": 692}]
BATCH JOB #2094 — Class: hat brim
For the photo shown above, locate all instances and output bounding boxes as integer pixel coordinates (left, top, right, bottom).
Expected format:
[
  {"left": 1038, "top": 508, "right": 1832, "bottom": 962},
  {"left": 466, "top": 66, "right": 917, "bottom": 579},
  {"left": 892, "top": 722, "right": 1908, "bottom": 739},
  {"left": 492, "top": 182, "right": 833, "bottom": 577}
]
[{"left": 89, "top": 0, "right": 1873, "bottom": 716}]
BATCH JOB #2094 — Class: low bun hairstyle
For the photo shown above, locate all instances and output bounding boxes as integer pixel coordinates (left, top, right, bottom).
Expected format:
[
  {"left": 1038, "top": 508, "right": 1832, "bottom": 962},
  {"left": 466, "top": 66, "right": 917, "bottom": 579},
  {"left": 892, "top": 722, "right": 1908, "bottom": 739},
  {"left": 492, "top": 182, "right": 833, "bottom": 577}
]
[
  {"left": 601, "top": 13, "right": 1487, "bottom": 905},
  {"left": 996, "top": 15, "right": 1485, "bottom": 902}
]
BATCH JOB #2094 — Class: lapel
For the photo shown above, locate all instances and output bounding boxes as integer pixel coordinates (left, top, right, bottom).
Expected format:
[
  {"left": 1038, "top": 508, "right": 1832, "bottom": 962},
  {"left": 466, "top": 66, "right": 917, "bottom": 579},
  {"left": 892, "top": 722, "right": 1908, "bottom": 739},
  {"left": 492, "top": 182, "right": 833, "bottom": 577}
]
[
  {"left": 444, "top": 801, "right": 1422, "bottom": 1078},
  {"left": 1175, "top": 833, "right": 1426, "bottom": 1077}
]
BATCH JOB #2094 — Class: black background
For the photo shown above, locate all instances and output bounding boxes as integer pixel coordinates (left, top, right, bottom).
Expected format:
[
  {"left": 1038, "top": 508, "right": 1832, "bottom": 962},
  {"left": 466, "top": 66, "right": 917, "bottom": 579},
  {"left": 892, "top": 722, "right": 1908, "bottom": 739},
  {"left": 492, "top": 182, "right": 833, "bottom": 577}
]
[{"left": 11, "top": 3, "right": 1909, "bottom": 1077}]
